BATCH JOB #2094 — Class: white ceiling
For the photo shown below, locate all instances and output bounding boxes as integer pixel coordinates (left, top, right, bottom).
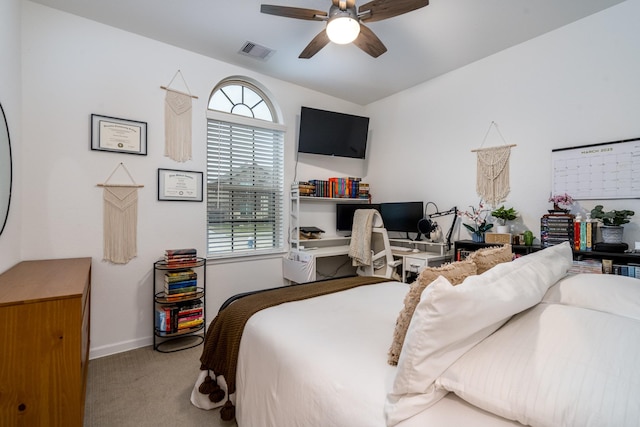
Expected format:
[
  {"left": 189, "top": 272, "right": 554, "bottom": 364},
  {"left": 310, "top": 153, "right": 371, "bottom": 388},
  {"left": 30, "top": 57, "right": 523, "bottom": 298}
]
[{"left": 30, "top": 0, "right": 625, "bottom": 105}]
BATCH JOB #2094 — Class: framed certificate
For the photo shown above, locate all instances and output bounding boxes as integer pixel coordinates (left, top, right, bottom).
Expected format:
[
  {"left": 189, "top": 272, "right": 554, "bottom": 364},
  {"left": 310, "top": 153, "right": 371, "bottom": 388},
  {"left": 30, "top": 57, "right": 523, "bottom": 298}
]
[
  {"left": 91, "top": 114, "right": 148, "bottom": 155},
  {"left": 157, "top": 168, "right": 203, "bottom": 202}
]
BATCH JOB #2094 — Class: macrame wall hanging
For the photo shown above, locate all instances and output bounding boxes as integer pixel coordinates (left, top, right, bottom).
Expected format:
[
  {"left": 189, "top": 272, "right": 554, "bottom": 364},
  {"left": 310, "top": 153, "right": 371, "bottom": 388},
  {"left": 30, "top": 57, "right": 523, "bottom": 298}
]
[
  {"left": 97, "top": 163, "right": 144, "bottom": 264},
  {"left": 161, "top": 70, "right": 198, "bottom": 163},
  {"left": 471, "top": 121, "right": 517, "bottom": 207}
]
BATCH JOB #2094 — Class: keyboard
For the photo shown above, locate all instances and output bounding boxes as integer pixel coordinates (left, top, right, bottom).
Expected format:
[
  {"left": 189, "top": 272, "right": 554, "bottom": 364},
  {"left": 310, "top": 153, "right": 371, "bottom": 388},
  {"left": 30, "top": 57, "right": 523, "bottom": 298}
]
[{"left": 390, "top": 246, "right": 412, "bottom": 252}]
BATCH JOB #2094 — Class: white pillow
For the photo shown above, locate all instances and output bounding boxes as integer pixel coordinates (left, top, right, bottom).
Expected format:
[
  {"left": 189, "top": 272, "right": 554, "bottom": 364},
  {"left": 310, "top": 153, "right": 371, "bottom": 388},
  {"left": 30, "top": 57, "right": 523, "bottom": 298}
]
[
  {"left": 437, "top": 303, "right": 640, "bottom": 427},
  {"left": 384, "top": 242, "right": 573, "bottom": 427},
  {"left": 543, "top": 273, "right": 640, "bottom": 320}
]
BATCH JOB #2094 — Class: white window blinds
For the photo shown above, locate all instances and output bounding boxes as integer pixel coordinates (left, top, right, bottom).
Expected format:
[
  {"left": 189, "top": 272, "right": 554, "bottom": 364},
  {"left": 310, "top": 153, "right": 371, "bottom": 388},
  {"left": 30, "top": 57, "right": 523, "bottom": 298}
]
[{"left": 207, "top": 117, "right": 284, "bottom": 257}]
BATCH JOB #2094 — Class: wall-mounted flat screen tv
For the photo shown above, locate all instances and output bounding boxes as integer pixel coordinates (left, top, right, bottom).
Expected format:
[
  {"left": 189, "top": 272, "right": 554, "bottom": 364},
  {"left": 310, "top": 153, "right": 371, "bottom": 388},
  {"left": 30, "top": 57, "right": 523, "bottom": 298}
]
[{"left": 298, "top": 106, "right": 370, "bottom": 159}]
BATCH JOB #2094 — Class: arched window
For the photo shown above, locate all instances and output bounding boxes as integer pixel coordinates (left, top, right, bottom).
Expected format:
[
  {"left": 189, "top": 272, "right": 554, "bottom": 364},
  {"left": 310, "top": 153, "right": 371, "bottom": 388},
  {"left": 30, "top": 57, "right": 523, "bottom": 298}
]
[{"left": 206, "top": 77, "right": 285, "bottom": 257}]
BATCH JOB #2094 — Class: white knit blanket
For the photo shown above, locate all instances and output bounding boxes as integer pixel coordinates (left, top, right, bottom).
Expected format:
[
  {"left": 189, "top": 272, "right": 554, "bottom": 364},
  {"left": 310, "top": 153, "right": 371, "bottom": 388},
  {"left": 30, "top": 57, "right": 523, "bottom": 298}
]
[{"left": 349, "top": 209, "right": 380, "bottom": 267}]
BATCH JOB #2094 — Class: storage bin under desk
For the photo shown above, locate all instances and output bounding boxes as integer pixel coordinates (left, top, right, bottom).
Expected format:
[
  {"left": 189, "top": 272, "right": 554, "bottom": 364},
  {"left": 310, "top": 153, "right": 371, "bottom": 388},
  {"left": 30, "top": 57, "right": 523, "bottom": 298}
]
[{"left": 284, "top": 246, "right": 353, "bottom": 283}]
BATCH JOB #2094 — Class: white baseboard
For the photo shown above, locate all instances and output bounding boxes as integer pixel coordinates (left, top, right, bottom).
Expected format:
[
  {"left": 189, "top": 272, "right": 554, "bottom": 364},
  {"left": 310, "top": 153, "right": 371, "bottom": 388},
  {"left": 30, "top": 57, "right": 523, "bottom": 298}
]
[{"left": 89, "top": 336, "right": 153, "bottom": 360}]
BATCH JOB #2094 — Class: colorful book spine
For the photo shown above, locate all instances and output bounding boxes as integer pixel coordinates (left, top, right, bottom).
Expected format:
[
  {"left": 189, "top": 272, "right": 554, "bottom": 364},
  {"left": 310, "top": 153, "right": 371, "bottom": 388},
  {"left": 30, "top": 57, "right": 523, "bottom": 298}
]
[
  {"left": 166, "top": 286, "right": 197, "bottom": 295},
  {"left": 165, "top": 279, "right": 197, "bottom": 289},
  {"left": 165, "top": 248, "right": 197, "bottom": 257},
  {"left": 178, "top": 318, "right": 204, "bottom": 330},
  {"left": 585, "top": 217, "right": 593, "bottom": 251},
  {"left": 573, "top": 215, "right": 581, "bottom": 250}
]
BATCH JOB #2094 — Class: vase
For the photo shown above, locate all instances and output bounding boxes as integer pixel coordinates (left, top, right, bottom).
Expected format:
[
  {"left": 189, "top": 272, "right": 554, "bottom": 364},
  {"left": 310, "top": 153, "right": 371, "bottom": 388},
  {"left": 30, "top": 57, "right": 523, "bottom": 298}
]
[
  {"left": 496, "top": 225, "right": 510, "bottom": 234},
  {"left": 472, "top": 232, "right": 485, "bottom": 243},
  {"left": 601, "top": 225, "right": 623, "bottom": 244}
]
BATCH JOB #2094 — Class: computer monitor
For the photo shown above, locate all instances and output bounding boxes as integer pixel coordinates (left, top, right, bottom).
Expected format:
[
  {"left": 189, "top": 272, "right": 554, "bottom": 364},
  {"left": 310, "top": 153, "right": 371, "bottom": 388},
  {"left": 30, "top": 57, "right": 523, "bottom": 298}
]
[
  {"left": 379, "top": 201, "right": 424, "bottom": 236},
  {"left": 336, "top": 203, "right": 381, "bottom": 232}
]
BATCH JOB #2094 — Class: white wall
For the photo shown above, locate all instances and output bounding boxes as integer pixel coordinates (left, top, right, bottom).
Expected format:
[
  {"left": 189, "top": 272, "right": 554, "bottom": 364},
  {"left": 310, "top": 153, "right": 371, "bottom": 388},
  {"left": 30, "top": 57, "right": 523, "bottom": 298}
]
[
  {"left": 19, "top": 1, "right": 366, "bottom": 358},
  {"left": 365, "top": 0, "right": 640, "bottom": 246},
  {"left": 0, "top": 0, "right": 23, "bottom": 272}
]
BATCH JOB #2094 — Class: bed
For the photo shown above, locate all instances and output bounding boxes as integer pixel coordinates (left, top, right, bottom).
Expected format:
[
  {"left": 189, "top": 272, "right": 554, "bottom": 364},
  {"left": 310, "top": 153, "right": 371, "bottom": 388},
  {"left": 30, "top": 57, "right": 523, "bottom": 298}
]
[{"left": 191, "top": 242, "right": 640, "bottom": 427}]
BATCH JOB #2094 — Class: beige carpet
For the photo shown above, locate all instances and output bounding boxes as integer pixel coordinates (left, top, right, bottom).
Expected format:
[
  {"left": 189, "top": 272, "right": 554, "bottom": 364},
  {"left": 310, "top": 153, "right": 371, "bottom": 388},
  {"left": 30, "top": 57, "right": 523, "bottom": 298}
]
[{"left": 84, "top": 342, "right": 237, "bottom": 427}]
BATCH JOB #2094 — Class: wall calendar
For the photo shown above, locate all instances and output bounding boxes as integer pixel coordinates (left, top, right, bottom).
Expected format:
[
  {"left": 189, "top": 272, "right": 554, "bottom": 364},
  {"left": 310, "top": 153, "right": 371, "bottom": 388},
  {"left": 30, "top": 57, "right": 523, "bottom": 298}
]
[{"left": 551, "top": 137, "right": 640, "bottom": 200}]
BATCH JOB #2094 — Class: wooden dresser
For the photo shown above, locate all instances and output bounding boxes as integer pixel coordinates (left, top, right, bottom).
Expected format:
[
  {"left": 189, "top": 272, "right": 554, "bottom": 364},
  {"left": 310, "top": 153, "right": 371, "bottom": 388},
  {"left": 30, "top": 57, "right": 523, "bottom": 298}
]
[{"left": 0, "top": 257, "right": 91, "bottom": 427}]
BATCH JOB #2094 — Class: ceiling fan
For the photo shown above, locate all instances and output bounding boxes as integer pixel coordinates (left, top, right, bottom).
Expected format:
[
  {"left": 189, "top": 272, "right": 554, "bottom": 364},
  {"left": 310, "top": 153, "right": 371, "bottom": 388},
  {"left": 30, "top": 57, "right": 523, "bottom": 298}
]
[{"left": 260, "top": 0, "right": 429, "bottom": 59}]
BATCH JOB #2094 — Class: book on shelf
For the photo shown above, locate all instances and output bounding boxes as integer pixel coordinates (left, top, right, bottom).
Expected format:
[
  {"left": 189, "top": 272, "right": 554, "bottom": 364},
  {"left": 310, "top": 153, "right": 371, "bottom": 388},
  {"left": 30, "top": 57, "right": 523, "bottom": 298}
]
[
  {"left": 611, "top": 263, "right": 639, "bottom": 279},
  {"left": 164, "top": 248, "right": 198, "bottom": 267},
  {"left": 165, "top": 286, "right": 197, "bottom": 295},
  {"left": 165, "top": 248, "right": 197, "bottom": 257},
  {"left": 164, "top": 290, "right": 200, "bottom": 301},
  {"left": 164, "top": 261, "right": 199, "bottom": 269},
  {"left": 568, "top": 259, "right": 602, "bottom": 275},
  {"left": 165, "top": 270, "right": 197, "bottom": 283},
  {"left": 177, "top": 313, "right": 203, "bottom": 324},
  {"left": 178, "top": 309, "right": 203, "bottom": 318},
  {"left": 178, "top": 307, "right": 204, "bottom": 319},
  {"left": 301, "top": 178, "right": 366, "bottom": 199},
  {"left": 178, "top": 318, "right": 204, "bottom": 330},
  {"left": 155, "top": 300, "right": 204, "bottom": 333},
  {"left": 165, "top": 279, "right": 197, "bottom": 289},
  {"left": 155, "top": 307, "right": 170, "bottom": 332},
  {"left": 540, "top": 213, "right": 574, "bottom": 248},
  {"left": 297, "top": 181, "right": 316, "bottom": 196}
]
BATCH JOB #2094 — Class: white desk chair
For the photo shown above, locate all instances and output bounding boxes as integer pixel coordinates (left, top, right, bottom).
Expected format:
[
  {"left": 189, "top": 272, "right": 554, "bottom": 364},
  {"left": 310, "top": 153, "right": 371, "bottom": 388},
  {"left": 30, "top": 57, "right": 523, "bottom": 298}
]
[{"left": 349, "top": 209, "right": 402, "bottom": 280}]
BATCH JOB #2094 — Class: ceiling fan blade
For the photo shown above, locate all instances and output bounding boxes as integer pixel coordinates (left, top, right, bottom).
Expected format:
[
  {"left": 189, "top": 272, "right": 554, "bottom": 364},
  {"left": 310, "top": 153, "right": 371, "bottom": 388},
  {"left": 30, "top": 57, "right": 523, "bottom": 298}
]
[
  {"left": 261, "top": 5, "right": 327, "bottom": 21},
  {"left": 358, "top": 0, "right": 428, "bottom": 23},
  {"left": 299, "top": 29, "right": 331, "bottom": 59},
  {"left": 352, "top": 24, "right": 387, "bottom": 58}
]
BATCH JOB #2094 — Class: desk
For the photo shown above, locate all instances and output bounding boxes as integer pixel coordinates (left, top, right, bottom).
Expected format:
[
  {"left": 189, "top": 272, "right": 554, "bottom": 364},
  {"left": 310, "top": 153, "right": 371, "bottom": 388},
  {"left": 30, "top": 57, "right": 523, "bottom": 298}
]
[{"left": 284, "top": 245, "right": 450, "bottom": 283}]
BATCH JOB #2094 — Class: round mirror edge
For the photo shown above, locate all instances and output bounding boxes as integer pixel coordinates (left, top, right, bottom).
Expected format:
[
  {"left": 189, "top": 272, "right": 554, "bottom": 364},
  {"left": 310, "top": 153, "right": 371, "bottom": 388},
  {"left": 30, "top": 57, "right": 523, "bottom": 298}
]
[{"left": 0, "top": 102, "right": 12, "bottom": 237}]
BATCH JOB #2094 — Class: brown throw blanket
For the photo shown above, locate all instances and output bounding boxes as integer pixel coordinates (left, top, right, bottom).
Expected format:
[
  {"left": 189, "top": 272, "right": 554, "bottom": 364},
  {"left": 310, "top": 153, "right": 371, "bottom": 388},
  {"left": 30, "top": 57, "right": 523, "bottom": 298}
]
[{"left": 199, "top": 275, "right": 390, "bottom": 420}]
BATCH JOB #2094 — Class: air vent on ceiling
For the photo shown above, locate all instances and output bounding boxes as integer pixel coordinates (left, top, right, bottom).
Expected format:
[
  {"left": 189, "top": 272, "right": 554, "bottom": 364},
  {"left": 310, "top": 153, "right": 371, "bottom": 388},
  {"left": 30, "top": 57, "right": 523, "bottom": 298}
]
[{"left": 239, "top": 42, "right": 275, "bottom": 61}]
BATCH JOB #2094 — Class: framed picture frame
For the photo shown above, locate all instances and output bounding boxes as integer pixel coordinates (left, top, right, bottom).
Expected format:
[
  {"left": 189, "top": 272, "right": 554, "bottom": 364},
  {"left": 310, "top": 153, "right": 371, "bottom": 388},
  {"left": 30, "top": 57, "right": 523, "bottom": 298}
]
[
  {"left": 157, "top": 168, "right": 203, "bottom": 202},
  {"left": 91, "top": 114, "right": 148, "bottom": 155}
]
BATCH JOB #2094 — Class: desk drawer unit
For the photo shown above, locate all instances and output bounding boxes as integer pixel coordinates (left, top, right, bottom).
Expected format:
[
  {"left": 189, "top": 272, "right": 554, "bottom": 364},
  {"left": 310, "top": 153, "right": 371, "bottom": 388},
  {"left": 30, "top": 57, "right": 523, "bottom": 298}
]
[{"left": 403, "top": 253, "right": 449, "bottom": 282}]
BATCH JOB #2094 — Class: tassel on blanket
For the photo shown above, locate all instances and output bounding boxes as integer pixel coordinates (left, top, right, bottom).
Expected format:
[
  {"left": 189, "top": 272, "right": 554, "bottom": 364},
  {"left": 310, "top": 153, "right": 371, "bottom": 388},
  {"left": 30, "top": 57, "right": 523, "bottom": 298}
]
[
  {"left": 209, "top": 388, "right": 225, "bottom": 403},
  {"left": 220, "top": 400, "right": 236, "bottom": 421},
  {"left": 198, "top": 373, "right": 216, "bottom": 394},
  {"left": 198, "top": 372, "right": 225, "bottom": 403}
]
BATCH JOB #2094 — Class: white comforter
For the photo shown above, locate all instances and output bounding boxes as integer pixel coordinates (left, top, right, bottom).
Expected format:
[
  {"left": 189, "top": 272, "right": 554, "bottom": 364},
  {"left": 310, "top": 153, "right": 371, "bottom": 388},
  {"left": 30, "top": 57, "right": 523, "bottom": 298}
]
[
  {"left": 233, "top": 281, "right": 523, "bottom": 427},
  {"left": 192, "top": 247, "right": 640, "bottom": 427}
]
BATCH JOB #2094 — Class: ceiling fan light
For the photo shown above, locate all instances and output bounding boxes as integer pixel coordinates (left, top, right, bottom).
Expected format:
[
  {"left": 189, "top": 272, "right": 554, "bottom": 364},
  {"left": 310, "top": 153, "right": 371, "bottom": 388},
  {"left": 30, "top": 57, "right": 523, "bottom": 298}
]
[{"left": 326, "top": 16, "right": 360, "bottom": 44}]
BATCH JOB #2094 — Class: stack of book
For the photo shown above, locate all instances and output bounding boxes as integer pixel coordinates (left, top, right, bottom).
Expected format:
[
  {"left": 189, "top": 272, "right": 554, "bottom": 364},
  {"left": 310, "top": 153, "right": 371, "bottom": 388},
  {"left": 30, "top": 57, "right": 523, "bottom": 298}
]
[
  {"left": 164, "top": 248, "right": 198, "bottom": 268},
  {"left": 610, "top": 262, "right": 640, "bottom": 278},
  {"left": 164, "top": 268, "right": 198, "bottom": 300},
  {"left": 358, "top": 182, "right": 370, "bottom": 199},
  {"left": 297, "top": 181, "right": 316, "bottom": 196},
  {"left": 155, "top": 299, "right": 204, "bottom": 335},
  {"left": 540, "top": 213, "right": 574, "bottom": 248},
  {"left": 308, "top": 179, "right": 329, "bottom": 197},
  {"left": 568, "top": 259, "right": 603, "bottom": 275},
  {"left": 302, "top": 178, "right": 366, "bottom": 198}
]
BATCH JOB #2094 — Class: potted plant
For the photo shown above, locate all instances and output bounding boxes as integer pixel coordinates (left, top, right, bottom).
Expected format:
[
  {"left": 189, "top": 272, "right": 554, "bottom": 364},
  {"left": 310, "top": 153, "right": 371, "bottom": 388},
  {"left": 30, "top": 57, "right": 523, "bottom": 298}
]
[
  {"left": 491, "top": 205, "right": 518, "bottom": 233},
  {"left": 458, "top": 201, "right": 494, "bottom": 242},
  {"left": 548, "top": 193, "right": 574, "bottom": 213},
  {"left": 590, "top": 205, "right": 635, "bottom": 244}
]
